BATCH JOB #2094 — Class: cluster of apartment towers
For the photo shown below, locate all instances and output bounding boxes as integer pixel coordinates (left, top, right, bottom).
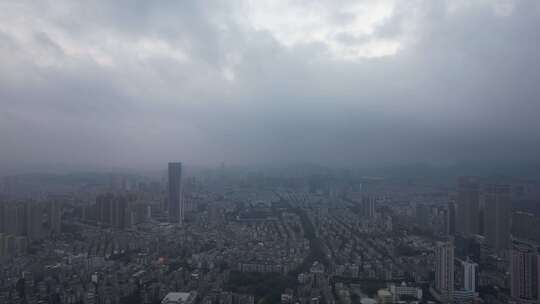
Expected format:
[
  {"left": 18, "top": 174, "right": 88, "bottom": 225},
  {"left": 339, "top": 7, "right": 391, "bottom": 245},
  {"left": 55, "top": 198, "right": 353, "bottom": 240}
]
[{"left": 435, "top": 177, "right": 538, "bottom": 303}]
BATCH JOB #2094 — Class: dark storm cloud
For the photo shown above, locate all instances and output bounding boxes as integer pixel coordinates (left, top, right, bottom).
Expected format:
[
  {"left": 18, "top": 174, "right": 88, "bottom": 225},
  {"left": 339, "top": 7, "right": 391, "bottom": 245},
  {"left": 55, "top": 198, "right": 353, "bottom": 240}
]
[{"left": 0, "top": 0, "right": 539, "bottom": 170}]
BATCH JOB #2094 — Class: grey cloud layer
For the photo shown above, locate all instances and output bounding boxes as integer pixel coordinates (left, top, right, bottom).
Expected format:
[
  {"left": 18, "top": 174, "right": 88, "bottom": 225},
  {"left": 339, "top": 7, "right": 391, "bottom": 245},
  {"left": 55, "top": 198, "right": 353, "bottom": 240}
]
[{"left": 1, "top": 0, "right": 539, "bottom": 169}]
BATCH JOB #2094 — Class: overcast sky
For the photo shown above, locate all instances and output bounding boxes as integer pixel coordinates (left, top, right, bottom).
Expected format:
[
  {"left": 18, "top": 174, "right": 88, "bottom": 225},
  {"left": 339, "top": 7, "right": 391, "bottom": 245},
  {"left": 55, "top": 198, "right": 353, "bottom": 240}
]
[{"left": 1, "top": 0, "right": 539, "bottom": 171}]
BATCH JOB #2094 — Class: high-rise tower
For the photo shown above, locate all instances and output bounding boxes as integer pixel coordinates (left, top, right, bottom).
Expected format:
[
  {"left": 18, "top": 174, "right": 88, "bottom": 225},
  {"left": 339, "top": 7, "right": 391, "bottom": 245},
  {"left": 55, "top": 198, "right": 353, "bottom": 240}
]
[
  {"left": 168, "top": 162, "right": 183, "bottom": 224},
  {"left": 484, "top": 184, "right": 511, "bottom": 252},
  {"left": 456, "top": 177, "right": 480, "bottom": 237},
  {"left": 462, "top": 259, "right": 478, "bottom": 292},
  {"left": 435, "top": 240, "right": 455, "bottom": 303},
  {"left": 510, "top": 240, "right": 539, "bottom": 302}
]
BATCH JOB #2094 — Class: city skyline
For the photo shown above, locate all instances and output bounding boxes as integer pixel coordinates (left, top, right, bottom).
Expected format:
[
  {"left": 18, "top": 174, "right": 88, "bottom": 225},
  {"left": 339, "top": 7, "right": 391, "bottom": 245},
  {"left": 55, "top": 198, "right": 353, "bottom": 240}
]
[{"left": 1, "top": 163, "right": 540, "bottom": 303}]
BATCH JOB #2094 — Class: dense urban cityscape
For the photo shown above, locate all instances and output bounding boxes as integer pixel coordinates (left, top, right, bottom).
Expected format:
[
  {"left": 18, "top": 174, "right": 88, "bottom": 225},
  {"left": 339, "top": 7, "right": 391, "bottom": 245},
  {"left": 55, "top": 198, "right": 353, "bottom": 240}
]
[
  {"left": 2, "top": 0, "right": 540, "bottom": 304},
  {"left": 1, "top": 163, "right": 540, "bottom": 304}
]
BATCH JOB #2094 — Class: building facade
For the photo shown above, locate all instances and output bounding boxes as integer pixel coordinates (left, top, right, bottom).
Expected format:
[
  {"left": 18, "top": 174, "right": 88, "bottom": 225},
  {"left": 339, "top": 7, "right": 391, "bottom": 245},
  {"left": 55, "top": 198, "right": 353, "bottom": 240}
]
[
  {"left": 484, "top": 184, "right": 511, "bottom": 252},
  {"left": 168, "top": 162, "right": 184, "bottom": 224},
  {"left": 456, "top": 177, "right": 480, "bottom": 237},
  {"left": 462, "top": 259, "right": 478, "bottom": 292},
  {"left": 510, "top": 240, "right": 539, "bottom": 302},
  {"left": 435, "top": 240, "right": 455, "bottom": 303}
]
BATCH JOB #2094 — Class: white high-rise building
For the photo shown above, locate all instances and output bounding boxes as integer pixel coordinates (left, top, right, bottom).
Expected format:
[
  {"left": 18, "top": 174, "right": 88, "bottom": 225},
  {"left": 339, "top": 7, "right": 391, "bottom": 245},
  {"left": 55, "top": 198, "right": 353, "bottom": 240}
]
[
  {"left": 435, "top": 240, "right": 454, "bottom": 303},
  {"left": 462, "top": 259, "right": 478, "bottom": 292}
]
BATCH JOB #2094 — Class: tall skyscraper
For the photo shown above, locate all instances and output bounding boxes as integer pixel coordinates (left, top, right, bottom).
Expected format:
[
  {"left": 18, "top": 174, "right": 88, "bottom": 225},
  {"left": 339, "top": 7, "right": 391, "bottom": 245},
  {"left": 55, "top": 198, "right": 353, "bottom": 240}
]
[
  {"left": 435, "top": 240, "right": 455, "bottom": 303},
  {"left": 462, "top": 259, "right": 478, "bottom": 292},
  {"left": 510, "top": 240, "right": 539, "bottom": 302},
  {"left": 416, "top": 203, "right": 430, "bottom": 229},
  {"left": 446, "top": 202, "right": 456, "bottom": 236},
  {"left": 46, "top": 201, "right": 62, "bottom": 234},
  {"left": 0, "top": 233, "right": 8, "bottom": 258},
  {"left": 361, "top": 196, "right": 376, "bottom": 218},
  {"left": 26, "top": 203, "right": 45, "bottom": 241},
  {"left": 456, "top": 177, "right": 480, "bottom": 237},
  {"left": 96, "top": 193, "right": 113, "bottom": 225},
  {"left": 168, "top": 162, "right": 183, "bottom": 224},
  {"left": 484, "top": 184, "right": 511, "bottom": 252}
]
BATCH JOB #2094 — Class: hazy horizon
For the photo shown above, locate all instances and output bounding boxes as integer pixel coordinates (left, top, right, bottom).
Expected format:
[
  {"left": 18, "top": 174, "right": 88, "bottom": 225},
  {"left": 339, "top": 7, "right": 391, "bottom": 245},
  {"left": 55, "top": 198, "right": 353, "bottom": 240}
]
[{"left": 2, "top": 161, "right": 540, "bottom": 181}]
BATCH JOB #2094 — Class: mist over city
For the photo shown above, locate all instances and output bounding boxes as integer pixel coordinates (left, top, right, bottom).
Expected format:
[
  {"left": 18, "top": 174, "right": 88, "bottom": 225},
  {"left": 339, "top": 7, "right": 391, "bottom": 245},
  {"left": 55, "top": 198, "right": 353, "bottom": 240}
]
[{"left": 1, "top": 1, "right": 540, "bottom": 304}]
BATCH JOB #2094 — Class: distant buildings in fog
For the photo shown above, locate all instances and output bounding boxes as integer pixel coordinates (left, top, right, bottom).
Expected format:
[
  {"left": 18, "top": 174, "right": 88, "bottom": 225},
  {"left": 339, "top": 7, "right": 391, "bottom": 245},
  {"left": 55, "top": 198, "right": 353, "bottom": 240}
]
[
  {"left": 451, "top": 178, "right": 513, "bottom": 254},
  {"left": 456, "top": 177, "right": 480, "bottom": 237},
  {"left": 483, "top": 183, "right": 512, "bottom": 252},
  {"left": 0, "top": 200, "right": 61, "bottom": 259},
  {"left": 0, "top": 200, "right": 61, "bottom": 240},
  {"left": 512, "top": 211, "right": 540, "bottom": 244},
  {"left": 96, "top": 193, "right": 136, "bottom": 229},
  {"left": 82, "top": 193, "right": 152, "bottom": 229},
  {"left": 438, "top": 176, "right": 540, "bottom": 303},
  {"left": 362, "top": 196, "right": 376, "bottom": 218},
  {"left": 55, "top": 162, "right": 188, "bottom": 229}
]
